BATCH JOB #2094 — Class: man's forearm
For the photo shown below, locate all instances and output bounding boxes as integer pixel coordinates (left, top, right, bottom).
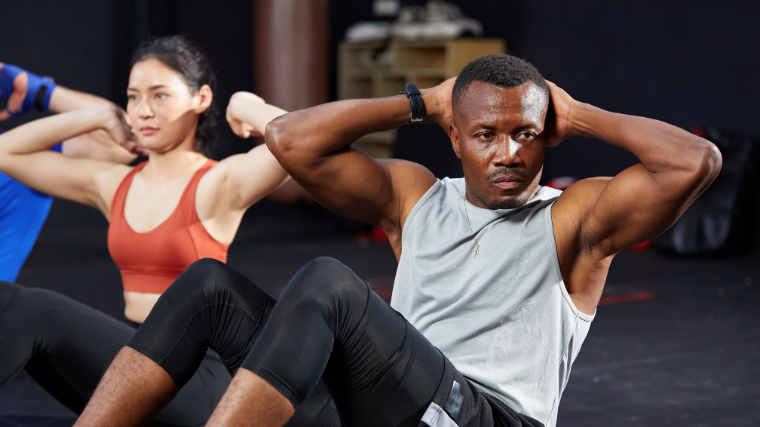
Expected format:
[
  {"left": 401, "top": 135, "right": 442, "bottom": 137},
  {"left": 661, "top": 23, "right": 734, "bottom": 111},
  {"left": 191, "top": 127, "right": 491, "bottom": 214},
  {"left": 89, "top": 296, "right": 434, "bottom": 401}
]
[
  {"left": 570, "top": 103, "right": 715, "bottom": 174},
  {"left": 266, "top": 90, "right": 440, "bottom": 159}
]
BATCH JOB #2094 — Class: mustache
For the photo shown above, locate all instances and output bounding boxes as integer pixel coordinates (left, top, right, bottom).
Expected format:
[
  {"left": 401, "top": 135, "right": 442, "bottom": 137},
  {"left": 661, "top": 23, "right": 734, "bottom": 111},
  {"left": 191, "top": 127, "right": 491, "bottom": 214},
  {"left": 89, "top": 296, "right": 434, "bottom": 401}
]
[{"left": 486, "top": 168, "right": 528, "bottom": 181}]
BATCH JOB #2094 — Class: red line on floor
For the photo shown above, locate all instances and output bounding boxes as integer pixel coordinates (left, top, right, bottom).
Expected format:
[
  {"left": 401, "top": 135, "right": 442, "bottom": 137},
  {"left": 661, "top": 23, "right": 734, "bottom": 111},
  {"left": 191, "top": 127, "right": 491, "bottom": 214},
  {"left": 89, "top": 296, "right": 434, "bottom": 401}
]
[{"left": 598, "top": 291, "right": 654, "bottom": 305}]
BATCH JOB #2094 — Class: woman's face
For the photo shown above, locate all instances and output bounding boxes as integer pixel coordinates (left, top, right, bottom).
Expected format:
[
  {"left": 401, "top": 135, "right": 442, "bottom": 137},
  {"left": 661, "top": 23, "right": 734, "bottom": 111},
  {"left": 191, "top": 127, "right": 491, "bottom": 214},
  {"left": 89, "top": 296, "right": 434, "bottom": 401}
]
[{"left": 126, "top": 58, "right": 210, "bottom": 153}]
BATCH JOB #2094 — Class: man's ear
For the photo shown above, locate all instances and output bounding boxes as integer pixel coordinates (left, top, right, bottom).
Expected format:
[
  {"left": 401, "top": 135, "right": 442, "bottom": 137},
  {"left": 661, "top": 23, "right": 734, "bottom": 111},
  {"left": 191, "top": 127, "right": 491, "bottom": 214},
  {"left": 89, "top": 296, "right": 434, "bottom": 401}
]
[
  {"left": 194, "top": 84, "right": 213, "bottom": 113},
  {"left": 450, "top": 124, "right": 461, "bottom": 159}
]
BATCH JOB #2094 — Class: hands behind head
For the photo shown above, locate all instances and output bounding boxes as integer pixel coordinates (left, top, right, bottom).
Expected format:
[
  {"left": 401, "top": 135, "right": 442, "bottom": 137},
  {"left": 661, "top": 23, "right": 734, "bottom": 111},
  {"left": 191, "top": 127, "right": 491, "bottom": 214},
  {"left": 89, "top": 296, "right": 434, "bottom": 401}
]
[
  {"left": 100, "top": 104, "right": 146, "bottom": 156},
  {"left": 226, "top": 91, "right": 266, "bottom": 138},
  {"left": 544, "top": 81, "right": 579, "bottom": 147},
  {"left": 422, "top": 77, "right": 456, "bottom": 132}
]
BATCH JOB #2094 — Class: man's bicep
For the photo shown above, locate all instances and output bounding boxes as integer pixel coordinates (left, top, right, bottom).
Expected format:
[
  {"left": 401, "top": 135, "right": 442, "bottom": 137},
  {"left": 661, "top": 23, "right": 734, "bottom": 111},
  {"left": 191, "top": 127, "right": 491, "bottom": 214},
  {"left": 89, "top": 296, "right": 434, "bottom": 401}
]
[
  {"left": 294, "top": 147, "right": 434, "bottom": 227},
  {"left": 582, "top": 163, "right": 695, "bottom": 256}
]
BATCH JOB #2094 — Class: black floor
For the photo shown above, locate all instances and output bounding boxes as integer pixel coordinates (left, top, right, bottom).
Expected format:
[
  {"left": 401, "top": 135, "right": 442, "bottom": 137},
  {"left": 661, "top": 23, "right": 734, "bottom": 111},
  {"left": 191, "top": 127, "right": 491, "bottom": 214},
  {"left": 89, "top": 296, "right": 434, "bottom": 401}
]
[{"left": 1, "top": 199, "right": 758, "bottom": 426}]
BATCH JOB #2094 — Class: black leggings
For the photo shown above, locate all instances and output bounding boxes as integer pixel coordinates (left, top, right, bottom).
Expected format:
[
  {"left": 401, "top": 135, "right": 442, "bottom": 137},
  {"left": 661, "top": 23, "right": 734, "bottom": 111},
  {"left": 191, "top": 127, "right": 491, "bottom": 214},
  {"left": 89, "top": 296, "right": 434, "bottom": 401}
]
[
  {"left": 128, "top": 258, "right": 542, "bottom": 427},
  {"left": 0, "top": 281, "right": 230, "bottom": 427}
]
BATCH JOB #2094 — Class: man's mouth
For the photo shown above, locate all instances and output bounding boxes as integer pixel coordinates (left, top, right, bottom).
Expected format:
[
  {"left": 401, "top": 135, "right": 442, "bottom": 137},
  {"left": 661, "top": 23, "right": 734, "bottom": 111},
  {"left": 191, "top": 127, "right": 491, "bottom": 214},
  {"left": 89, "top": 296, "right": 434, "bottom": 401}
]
[{"left": 490, "top": 175, "right": 524, "bottom": 190}]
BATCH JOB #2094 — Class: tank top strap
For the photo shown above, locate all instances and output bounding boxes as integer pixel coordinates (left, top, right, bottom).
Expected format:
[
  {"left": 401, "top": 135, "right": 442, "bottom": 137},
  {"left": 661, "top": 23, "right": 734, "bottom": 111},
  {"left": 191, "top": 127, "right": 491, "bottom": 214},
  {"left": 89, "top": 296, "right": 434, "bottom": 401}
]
[
  {"left": 109, "top": 161, "right": 148, "bottom": 222},
  {"left": 175, "top": 159, "right": 217, "bottom": 221}
]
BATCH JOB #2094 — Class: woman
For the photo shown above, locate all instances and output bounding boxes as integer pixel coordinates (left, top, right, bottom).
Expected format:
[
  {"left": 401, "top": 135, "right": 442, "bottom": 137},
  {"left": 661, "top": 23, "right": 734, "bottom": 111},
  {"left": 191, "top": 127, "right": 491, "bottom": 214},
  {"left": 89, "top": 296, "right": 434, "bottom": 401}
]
[
  {"left": 0, "top": 36, "right": 291, "bottom": 425},
  {"left": 0, "top": 62, "right": 137, "bottom": 281}
]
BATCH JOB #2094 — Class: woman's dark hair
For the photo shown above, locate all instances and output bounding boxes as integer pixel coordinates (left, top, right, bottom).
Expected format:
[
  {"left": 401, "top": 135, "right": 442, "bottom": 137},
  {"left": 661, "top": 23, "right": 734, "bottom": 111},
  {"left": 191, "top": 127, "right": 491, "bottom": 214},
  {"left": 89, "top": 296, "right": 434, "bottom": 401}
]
[{"left": 131, "top": 35, "right": 217, "bottom": 156}]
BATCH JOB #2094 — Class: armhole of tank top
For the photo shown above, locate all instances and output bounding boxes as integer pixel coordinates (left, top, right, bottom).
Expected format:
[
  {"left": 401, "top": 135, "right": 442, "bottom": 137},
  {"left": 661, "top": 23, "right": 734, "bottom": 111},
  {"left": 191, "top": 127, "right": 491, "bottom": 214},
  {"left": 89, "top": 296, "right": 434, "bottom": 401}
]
[
  {"left": 546, "top": 200, "right": 596, "bottom": 323},
  {"left": 187, "top": 160, "right": 228, "bottom": 247},
  {"left": 185, "top": 160, "right": 215, "bottom": 212},
  {"left": 109, "top": 163, "right": 143, "bottom": 221},
  {"left": 400, "top": 179, "right": 442, "bottom": 249}
]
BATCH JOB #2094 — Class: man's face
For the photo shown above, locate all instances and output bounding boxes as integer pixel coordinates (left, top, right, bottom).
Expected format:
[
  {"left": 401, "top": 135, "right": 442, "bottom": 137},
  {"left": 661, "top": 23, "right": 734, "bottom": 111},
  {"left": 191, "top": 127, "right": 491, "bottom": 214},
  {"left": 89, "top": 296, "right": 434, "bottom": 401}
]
[{"left": 450, "top": 81, "right": 548, "bottom": 210}]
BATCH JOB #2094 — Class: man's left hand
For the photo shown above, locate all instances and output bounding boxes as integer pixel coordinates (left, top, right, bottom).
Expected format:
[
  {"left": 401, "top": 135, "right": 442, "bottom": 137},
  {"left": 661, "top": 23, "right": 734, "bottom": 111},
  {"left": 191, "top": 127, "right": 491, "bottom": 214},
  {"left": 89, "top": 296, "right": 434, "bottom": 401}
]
[{"left": 544, "top": 81, "right": 580, "bottom": 147}]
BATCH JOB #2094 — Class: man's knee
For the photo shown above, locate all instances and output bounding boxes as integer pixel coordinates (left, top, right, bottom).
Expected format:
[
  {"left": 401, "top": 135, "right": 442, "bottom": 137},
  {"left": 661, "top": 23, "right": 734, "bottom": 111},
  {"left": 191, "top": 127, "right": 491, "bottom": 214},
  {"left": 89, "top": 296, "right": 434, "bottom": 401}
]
[{"left": 284, "top": 257, "right": 366, "bottom": 308}]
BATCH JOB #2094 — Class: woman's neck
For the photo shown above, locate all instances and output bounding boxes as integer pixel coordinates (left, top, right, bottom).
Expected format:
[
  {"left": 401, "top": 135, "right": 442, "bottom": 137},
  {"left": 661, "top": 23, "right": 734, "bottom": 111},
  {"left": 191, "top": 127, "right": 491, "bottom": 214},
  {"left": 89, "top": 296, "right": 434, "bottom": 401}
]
[{"left": 143, "top": 136, "right": 208, "bottom": 181}]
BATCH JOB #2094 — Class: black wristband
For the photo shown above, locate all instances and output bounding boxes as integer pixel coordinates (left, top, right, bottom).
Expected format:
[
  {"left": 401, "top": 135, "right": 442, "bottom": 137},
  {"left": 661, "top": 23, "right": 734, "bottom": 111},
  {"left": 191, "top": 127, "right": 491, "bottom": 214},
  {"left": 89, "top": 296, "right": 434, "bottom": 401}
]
[
  {"left": 34, "top": 85, "right": 50, "bottom": 111},
  {"left": 400, "top": 83, "right": 423, "bottom": 123}
]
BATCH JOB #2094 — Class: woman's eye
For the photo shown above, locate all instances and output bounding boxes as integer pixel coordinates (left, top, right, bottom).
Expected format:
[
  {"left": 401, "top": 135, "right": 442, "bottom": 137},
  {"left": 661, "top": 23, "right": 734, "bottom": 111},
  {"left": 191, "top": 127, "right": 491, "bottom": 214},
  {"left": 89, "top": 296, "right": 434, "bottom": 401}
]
[
  {"left": 156, "top": 93, "right": 167, "bottom": 99},
  {"left": 127, "top": 95, "right": 137, "bottom": 101}
]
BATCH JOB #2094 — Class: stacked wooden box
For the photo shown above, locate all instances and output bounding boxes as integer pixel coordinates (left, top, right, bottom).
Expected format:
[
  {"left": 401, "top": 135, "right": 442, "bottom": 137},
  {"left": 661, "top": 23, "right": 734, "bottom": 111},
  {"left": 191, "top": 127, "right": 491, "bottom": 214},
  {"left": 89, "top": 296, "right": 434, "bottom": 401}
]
[{"left": 338, "top": 38, "right": 506, "bottom": 158}]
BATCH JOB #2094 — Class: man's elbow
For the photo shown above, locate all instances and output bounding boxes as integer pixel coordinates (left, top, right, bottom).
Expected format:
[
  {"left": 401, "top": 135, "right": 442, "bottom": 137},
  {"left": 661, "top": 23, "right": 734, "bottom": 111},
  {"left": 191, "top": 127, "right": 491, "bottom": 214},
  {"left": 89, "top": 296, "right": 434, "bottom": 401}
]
[
  {"left": 687, "top": 138, "right": 722, "bottom": 185},
  {"left": 264, "top": 115, "right": 292, "bottom": 160}
]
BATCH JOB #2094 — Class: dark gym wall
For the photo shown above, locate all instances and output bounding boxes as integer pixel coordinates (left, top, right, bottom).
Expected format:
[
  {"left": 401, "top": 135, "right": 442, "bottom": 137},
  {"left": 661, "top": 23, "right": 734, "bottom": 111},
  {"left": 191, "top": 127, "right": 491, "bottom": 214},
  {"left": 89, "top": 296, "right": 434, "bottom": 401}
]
[
  {"left": 330, "top": 0, "right": 760, "bottom": 181},
  {"left": 2, "top": 0, "right": 758, "bottom": 229},
  {"left": 0, "top": 0, "right": 115, "bottom": 120}
]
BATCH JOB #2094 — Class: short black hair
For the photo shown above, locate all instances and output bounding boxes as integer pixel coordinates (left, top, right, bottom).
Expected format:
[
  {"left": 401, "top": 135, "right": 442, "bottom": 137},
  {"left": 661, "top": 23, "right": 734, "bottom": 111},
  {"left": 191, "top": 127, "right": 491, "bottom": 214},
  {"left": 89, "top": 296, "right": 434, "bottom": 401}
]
[
  {"left": 132, "top": 35, "right": 217, "bottom": 156},
  {"left": 452, "top": 54, "right": 549, "bottom": 111}
]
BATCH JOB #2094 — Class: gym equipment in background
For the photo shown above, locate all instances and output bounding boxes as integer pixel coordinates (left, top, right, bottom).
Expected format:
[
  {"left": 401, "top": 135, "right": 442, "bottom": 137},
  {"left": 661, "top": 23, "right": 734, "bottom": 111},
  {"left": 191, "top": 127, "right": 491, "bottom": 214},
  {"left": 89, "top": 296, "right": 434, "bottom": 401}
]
[{"left": 653, "top": 127, "right": 760, "bottom": 256}]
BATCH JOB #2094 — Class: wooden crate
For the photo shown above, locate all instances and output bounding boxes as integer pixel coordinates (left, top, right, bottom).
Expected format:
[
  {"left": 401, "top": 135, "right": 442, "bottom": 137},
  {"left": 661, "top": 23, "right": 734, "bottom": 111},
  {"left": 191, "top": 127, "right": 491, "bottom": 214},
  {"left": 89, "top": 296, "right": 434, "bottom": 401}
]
[{"left": 339, "top": 38, "right": 506, "bottom": 157}]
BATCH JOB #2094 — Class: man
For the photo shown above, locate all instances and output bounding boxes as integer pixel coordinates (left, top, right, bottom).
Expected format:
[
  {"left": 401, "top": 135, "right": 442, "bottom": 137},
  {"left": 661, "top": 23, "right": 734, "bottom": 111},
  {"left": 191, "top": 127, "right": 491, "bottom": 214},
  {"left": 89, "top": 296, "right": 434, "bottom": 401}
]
[
  {"left": 0, "top": 62, "right": 137, "bottom": 281},
  {"left": 75, "top": 55, "right": 720, "bottom": 427}
]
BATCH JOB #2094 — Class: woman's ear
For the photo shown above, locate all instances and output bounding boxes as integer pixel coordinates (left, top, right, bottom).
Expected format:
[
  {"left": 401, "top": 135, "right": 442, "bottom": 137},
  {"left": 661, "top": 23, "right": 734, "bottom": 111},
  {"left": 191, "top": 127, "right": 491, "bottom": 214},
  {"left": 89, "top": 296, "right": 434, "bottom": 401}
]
[
  {"left": 450, "top": 124, "right": 462, "bottom": 159},
  {"left": 194, "top": 84, "right": 213, "bottom": 113}
]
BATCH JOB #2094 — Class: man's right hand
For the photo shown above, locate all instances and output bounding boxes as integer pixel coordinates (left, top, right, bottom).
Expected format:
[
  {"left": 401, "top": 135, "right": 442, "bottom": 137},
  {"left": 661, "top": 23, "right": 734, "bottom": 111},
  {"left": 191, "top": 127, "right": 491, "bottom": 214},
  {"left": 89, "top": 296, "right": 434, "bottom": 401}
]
[
  {"left": 0, "top": 63, "right": 29, "bottom": 121},
  {"left": 422, "top": 77, "right": 456, "bottom": 132}
]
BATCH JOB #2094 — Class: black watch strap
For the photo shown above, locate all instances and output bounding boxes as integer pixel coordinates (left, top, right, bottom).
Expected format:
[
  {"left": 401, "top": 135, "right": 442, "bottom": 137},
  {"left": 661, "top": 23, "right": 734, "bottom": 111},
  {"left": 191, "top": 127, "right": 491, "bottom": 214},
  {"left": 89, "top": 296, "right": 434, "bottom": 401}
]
[{"left": 400, "top": 83, "right": 423, "bottom": 123}]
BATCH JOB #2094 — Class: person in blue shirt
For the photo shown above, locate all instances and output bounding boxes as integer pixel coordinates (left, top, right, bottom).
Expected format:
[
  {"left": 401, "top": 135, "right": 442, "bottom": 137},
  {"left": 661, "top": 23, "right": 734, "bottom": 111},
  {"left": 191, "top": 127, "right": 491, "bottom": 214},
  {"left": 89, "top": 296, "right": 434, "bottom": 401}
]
[{"left": 0, "top": 63, "right": 136, "bottom": 281}]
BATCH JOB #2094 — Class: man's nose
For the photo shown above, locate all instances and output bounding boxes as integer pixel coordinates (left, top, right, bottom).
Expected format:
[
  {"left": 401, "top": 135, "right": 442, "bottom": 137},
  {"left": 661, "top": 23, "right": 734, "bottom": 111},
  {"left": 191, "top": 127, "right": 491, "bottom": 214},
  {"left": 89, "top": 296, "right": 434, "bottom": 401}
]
[{"left": 492, "top": 136, "right": 522, "bottom": 167}]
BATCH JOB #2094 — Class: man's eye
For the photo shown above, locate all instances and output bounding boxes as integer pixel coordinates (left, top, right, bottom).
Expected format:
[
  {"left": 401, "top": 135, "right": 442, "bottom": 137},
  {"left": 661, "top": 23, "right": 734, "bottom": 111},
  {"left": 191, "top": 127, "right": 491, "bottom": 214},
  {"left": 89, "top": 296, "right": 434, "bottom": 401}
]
[
  {"left": 518, "top": 132, "right": 535, "bottom": 140},
  {"left": 477, "top": 132, "right": 493, "bottom": 140}
]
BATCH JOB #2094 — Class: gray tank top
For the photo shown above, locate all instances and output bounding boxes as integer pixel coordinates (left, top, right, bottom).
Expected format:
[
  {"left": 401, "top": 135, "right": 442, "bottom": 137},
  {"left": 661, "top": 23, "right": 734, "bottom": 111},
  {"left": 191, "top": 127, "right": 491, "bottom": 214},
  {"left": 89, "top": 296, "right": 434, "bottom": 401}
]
[{"left": 391, "top": 178, "right": 594, "bottom": 427}]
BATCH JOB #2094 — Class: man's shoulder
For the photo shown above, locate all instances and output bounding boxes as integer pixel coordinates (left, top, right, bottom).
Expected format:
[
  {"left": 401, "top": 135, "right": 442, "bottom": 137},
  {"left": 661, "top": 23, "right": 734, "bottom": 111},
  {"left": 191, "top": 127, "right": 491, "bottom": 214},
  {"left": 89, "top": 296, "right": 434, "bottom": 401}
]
[{"left": 554, "top": 177, "right": 612, "bottom": 211}]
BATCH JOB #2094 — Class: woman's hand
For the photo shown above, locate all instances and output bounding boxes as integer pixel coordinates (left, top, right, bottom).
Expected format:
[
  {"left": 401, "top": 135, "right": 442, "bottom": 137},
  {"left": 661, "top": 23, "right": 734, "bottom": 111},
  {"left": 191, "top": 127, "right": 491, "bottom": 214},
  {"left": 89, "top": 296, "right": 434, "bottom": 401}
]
[
  {"left": 98, "top": 105, "right": 144, "bottom": 155},
  {"left": 226, "top": 92, "right": 267, "bottom": 138},
  {"left": 544, "top": 81, "right": 581, "bottom": 147}
]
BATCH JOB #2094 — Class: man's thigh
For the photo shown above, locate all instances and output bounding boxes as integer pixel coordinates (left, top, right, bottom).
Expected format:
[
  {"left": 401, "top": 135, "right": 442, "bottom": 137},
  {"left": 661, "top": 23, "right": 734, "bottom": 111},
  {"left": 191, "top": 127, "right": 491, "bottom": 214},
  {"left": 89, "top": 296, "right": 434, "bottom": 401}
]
[{"left": 419, "top": 357, "right": 544, "bottom": 427}]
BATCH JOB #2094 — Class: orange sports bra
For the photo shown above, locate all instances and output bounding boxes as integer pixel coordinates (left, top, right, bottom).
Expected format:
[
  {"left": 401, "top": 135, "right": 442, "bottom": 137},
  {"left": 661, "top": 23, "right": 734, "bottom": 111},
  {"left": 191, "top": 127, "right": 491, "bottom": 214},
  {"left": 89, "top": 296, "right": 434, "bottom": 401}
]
[{"left": 107, "top": 160, "right": 229, "bottom": 294}]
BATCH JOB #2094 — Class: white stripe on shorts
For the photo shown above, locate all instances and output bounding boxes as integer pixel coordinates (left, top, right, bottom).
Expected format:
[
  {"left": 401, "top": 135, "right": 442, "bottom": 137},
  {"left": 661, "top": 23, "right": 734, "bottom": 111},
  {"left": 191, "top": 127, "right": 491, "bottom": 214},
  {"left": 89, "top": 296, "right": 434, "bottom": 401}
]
[{"left": 421, "top": 402, "right": 459, "bottom": 427}]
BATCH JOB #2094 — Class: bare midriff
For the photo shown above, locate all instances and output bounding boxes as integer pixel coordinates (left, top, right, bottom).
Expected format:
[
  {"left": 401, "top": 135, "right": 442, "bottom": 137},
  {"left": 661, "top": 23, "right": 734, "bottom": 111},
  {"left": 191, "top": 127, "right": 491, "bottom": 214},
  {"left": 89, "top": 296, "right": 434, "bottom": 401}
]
[{"left": 123, "top": 291, "right": 162, "bottom": 324}]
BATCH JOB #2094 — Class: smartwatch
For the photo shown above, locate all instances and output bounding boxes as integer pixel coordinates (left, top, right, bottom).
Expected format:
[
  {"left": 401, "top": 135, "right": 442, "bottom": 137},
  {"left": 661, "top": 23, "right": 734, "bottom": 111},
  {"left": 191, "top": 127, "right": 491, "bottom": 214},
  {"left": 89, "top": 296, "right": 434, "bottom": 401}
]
[{"left": 400, "top": 83, "right": 423, "bottom": 123}]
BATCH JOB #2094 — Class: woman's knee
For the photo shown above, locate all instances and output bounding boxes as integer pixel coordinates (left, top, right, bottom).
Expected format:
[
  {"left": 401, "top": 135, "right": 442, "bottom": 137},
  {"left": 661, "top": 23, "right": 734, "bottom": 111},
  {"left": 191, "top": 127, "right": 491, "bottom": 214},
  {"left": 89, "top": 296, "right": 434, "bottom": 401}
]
[
  {"left": 168, "top": 258, "right": 244, "bottom": 295},
  {"left": 161, "top": 259, "right": 270, "bottom": 317}
]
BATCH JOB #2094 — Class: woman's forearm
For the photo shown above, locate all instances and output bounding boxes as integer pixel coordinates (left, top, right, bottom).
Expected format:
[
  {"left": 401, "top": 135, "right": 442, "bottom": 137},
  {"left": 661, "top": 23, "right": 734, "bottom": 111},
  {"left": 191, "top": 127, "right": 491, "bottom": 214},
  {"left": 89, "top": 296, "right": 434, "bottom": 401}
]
[
  {"left": 0, "top": 106, "right": 110, "bottom": 155},
  {"left": 227, "top": 92, "right": 288, "bottom": 134},
  {"left": 48, "top": 86, "right": 113, "bottom": 114}
]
